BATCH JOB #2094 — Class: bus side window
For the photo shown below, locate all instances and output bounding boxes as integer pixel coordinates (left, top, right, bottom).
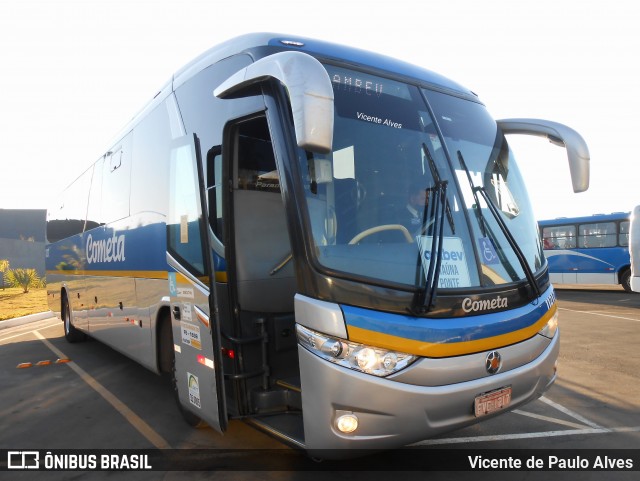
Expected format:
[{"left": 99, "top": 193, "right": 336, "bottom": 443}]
[
  {"left": 206, "top": 146, "right": 224, "bottom": 243},
  {"left": 86, "top": 158, "right": 103, "bottom": 231},
  {"left": 620, "top": 221, "right": 630, "bottom": 246},
  {"left": 102, "top": 132, "right": 132, "bottom": 224},
  {"left": 236, "top": 121, "right": 279, "bottom": 193},
  {"left": 46, "top": 167, "right": 92, "bottom": 243}
]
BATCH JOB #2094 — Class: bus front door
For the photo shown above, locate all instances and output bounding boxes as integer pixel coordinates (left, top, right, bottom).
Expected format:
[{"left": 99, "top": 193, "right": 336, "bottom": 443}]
[{"left": 166, "top": 134, "right": 227, "bottom": 433}]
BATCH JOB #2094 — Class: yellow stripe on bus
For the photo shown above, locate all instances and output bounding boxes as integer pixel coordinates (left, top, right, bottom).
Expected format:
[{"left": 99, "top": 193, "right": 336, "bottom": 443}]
[
  {"left": 46, "top": 269, "right": 226, "bottom": 283},
  {"left": 347, "top": 304, "right": 557, "bottom": 358}
]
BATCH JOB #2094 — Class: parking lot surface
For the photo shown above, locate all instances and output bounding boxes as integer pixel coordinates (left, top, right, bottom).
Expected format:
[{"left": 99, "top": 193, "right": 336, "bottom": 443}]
[{"left": 1, "top": 287, "right": 638, "bottom": 479}]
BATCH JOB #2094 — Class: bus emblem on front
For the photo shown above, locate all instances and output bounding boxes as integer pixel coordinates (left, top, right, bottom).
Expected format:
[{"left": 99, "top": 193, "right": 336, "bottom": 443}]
[{"left": 485, "top": 351, "right": 502, "bottom": 374}]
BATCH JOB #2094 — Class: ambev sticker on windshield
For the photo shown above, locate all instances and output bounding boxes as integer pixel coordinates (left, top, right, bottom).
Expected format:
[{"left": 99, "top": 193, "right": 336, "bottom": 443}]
[{"left": 416, "top": 236, "right": 471, "bottom": 288}]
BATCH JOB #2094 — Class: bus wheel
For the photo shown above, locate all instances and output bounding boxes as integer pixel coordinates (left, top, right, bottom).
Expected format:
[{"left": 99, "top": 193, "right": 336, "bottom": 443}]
[
  {"left": 63, "top": 295, "right": 85, "bottom": 343},
  {"left": 621, "top": 269, "right": 633, "bottom": 293}
]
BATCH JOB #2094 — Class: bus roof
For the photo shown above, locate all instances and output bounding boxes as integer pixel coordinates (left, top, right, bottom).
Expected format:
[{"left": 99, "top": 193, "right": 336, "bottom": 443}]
[
  {"left": 539, "top": 212, "right": 631, "bottom": 226},
  {"left": 105, "top": 33, "right": 478, "bottom": 163},
  {"left": 173, "top": 33, "right": 476, "bottom": 98}
]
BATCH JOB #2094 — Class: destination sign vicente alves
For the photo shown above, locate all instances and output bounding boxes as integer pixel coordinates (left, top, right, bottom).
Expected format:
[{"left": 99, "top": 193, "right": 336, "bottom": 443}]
[{"left": 356, "top": 111, "right": 402, "bottom": 128}]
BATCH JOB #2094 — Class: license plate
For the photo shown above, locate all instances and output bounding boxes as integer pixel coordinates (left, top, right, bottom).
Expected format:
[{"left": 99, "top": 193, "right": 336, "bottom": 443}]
[{"left": 474, "top": 386, "right": 512, "bottom": 417}]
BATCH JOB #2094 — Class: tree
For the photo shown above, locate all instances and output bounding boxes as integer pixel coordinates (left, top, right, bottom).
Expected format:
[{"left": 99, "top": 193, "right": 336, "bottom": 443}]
[
  {"left": 0, "top": 260, "right": 9, "bottom": 290},
  {"left": 4, "top": 268, "right": 43, "bottom": 293}
]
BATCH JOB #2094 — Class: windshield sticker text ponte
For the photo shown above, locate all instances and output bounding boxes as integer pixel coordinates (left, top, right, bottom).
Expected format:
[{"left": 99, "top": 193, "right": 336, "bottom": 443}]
[{"left": 86, "top": 232, "right": 126, "bottom": 264}]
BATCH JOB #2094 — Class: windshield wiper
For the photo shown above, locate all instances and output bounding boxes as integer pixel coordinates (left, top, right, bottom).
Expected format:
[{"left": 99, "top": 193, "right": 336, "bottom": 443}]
[
  {"left": 457, "top": 151, "right": 519, "bottom": 283},
  {"left": 411, "top": 178, "right": 449, "bottom": 315},
  {"left": 457, "top": 151, "right": 541, "bottom": 300},
  {"left": 409, "top": 144, "right": 456, "bottom": 315},
  {"left": 423, "top": 144, "right": 455, "bottom": 235},
  {"left": 424, "top": 180, "right": 449, "bottom": 310}
]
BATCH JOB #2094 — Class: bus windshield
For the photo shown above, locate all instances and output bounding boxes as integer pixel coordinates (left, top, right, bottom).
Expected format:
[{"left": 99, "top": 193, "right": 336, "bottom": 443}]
[{"left": 297, "top": 64, "right": 543, "bottom": 292}]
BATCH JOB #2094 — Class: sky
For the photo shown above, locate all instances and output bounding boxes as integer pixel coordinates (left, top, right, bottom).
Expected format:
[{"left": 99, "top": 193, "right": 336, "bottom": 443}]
[{"left": 0, "top": 0, "right": 638, "bottom": 221}]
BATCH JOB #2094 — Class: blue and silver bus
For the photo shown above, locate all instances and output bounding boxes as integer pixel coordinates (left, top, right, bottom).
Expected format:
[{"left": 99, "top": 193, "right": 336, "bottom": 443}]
[
  {"left": 46, "top": 33, "right": 589, "bottom": 456},
  {"left": 539, "top": 212, "right": 631, "bottom": 291}
]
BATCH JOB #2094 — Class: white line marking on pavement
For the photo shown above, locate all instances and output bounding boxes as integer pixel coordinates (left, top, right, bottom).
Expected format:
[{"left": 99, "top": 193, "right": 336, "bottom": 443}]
[
  {"left": 0, "top": 320, "right": 60, "bottom": 343},
  {"left": 34, "top": 331, "right": 172, "bottom": 450},
  {"left": 558, "top": 307, "right": 640, "bottom": 323},
  {"left": 512, "top": 409, "right": 589, "bottom": 430},
  {"left": 411, "top": 426, "right": 640, "bottom": 446},
  {"left": 539, "top": 396, "right": 606, "bottom": 429}
]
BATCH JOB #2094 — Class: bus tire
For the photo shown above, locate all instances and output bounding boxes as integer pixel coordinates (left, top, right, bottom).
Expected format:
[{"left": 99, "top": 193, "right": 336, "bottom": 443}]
[
  {"left": 620, "top": 269, "right": 633, "bottom": 293},
  {"left": 62, "top": 294, "right": 85, "bottom": 343}
]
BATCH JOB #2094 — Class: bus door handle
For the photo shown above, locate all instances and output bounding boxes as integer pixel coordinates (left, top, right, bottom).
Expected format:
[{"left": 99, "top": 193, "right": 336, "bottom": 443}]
[{"left": 172, "top": 305, "right": 181, "bottom": 321}]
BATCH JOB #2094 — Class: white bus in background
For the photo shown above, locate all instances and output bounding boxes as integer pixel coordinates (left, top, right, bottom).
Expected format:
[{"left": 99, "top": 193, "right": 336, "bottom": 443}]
[
  {"left": 629, "top": 205, "right": 640, "bottom": 292},
  {"left": 539, "top": 212, "right": 632, "bottom": 291}
]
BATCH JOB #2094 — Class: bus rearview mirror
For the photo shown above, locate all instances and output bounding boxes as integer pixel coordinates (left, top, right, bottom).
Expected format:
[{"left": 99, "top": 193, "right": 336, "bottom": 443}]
[
  {"left": 214, "top": 51, "right": 334, "bottom": 154},
  {"left": 498, "top": 118, "right": 590, "bottom": 193}
]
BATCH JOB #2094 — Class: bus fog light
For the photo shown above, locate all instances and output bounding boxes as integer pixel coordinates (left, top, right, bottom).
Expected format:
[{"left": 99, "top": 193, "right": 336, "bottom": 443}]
[{"left": 336, "top": 413, "right": 358, "bottom": 434}]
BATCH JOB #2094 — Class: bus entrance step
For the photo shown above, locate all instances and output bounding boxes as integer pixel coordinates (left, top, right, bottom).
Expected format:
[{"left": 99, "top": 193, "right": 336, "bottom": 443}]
[
  {"left": 248, "top": 412, "right": 305, "bottom": 448},
  {"left": 251, "top": 384, "right": 302, "bottom": 412}
]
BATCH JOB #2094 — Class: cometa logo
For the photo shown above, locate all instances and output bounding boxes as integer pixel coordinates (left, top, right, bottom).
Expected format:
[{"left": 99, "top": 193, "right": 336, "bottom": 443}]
[
  {"left": 86, "top": 233, "right": 126, "bottom": 264},
  {"left": 462, "top": 295, "right": 508, "bottom": 313}
]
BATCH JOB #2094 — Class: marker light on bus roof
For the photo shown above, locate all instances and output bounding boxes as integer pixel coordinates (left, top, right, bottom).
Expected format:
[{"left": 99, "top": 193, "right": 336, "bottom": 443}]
[{"left": 296, "top": 324, "right": 417, "bottom": 377}]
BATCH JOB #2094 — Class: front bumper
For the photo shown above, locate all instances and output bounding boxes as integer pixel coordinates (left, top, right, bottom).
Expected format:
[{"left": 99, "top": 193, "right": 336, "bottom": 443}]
[{"left": 299, "top": 330, "right": 559, "bottom": 454}]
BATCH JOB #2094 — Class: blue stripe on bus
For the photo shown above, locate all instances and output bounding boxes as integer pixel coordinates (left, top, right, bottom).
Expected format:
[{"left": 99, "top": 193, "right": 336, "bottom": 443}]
[
  {"left": 46, "top": 221, "right": 227, "bottom": 277},
  {"left": 342, "top": 286, "right": 554, "bottom": 348}
]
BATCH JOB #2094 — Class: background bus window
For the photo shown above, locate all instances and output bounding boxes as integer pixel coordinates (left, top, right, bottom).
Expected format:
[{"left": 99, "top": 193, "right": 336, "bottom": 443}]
[
  {"left": 619, "top": 220, "right": 630, "bottom": 246},
  {"left": 542, "top": 225, "right": 576, "bottom": 249},
  {"left": 578, "top": 222, "right": 617, "bottom": 248}
]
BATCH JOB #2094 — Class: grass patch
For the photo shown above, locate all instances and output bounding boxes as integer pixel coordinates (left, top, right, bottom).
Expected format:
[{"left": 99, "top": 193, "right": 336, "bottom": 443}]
[{"left": 0, "top": 287, "right": 49, "bottom": 321}]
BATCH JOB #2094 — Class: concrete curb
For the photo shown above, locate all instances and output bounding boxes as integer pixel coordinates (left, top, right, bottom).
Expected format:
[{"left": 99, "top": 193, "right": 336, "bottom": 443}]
[{"left": 0, "top": 311, "right": 56, "bottom": 330}]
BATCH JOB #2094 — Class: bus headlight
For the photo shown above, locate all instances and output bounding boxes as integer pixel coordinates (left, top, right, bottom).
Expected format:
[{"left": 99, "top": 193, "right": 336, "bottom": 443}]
[
  {"left": 296, "top": 324, "right": 417, "bottom": 377},
  {"left": 538, "top": 310, "right": 559, "bottom": 339}
]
